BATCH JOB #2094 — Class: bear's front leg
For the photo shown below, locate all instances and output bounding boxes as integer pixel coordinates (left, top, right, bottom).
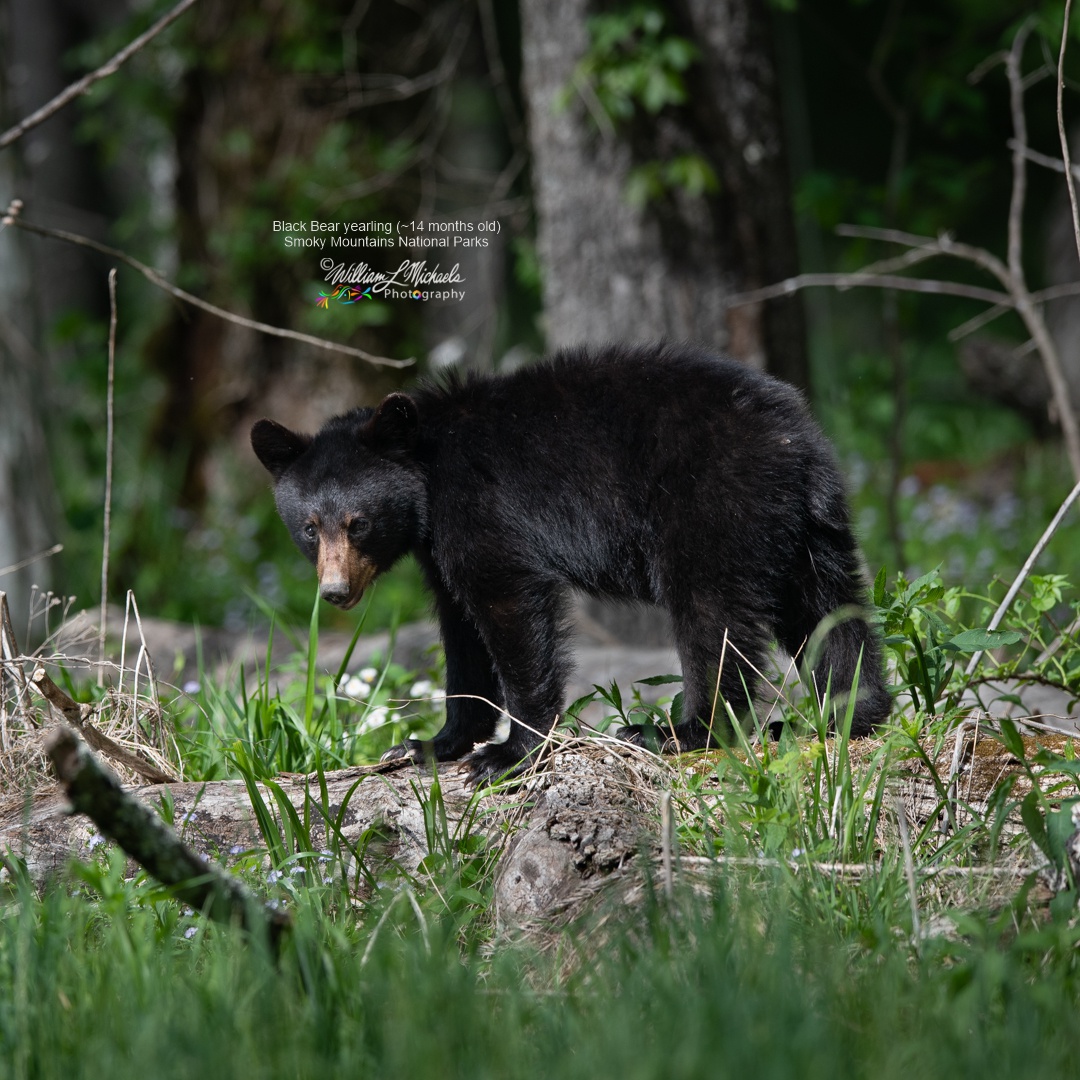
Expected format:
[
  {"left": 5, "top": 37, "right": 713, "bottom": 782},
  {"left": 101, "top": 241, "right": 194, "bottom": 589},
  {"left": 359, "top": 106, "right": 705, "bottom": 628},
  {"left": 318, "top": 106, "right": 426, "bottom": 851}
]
[
  {"left": 382, "top": 587, "right": 504, "bottom": 765},
  {"left": 462, "top": 585, "right": 570, "bottom": 787}
]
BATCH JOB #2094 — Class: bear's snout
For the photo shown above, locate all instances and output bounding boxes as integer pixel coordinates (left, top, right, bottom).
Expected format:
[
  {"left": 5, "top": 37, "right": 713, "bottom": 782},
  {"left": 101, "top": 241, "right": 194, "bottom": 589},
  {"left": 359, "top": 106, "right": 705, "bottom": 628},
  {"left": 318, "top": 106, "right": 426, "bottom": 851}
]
[{"left": 315, "top": 532, "right": 378, "bottom": 609}]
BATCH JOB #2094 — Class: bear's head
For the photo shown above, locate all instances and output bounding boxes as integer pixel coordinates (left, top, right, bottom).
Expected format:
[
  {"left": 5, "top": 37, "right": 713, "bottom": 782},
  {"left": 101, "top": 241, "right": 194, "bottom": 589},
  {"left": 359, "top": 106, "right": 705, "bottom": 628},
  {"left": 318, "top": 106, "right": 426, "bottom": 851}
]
[{"left": 251, "top": 394, "right": 427, "bottom": 609}]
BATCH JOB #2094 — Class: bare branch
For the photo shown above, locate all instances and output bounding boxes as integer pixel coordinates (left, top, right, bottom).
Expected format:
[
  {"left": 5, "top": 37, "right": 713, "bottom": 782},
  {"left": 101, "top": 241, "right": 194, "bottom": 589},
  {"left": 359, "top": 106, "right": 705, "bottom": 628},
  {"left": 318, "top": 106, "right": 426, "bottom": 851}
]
[
  {"left": 0, "top": 544, "right": 63, "bottom": 580},
  {"left": 4, "top": 211, "right": 413, "bottom": 369},
  {"left": 45, "top": 726, "right": 287, "bottom": 943},
  {"left": 0, "top": 0, "right": 199, "bottom": 151},
  {"left": 963, "top": 477, "right": 1080, "bottom": 678},
  {"left": 1006, "top": 19, "right": 1036, "bottom": 283},
  {"left": 1058, "top": 0, "right": 1080, "bottom": 264},
  {"left": 727, "top": 271, "right": 1010, "bottom": 309},
  {"left": 31, "top": 668, "right": 177, "bottom": 785},
  {"left": 834, "top": 224, "right": 1012, "bottom": 288},
  {"left": 1007, "top": 138, "right": 1080, "bottom": 179},
  {"left": 947, "top": 302, "right": 1012, "bottom": 342},
  {"left": 1032, "top": 280, "right": 1080, "bottom": 303}
]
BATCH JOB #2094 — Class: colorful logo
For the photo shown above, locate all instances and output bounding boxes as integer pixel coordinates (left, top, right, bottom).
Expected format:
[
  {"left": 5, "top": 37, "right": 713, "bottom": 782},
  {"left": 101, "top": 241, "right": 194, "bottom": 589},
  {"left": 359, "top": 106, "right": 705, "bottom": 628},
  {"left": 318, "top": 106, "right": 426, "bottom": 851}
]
[{"left": 316, "top": 284, "right": 373, "bottom": 308}]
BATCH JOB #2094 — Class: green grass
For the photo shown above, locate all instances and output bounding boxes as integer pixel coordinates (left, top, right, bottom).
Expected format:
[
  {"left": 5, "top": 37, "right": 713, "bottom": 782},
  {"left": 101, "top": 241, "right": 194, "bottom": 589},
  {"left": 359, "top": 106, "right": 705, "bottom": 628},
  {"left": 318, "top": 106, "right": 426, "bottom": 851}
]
[
  {"left": 3, "top": 567, "right": 1080, "bottom": 1077},
  {"left": 4, "top": 859, "right": 1080, "bottom": 1080}
]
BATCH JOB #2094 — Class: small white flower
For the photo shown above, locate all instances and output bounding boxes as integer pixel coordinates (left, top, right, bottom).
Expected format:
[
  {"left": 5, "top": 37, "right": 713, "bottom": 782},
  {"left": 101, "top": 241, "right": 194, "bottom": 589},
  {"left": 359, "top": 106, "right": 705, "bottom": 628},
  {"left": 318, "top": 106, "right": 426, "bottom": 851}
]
[
  {"left": 410, "top": 679, "right": 433, "bottom": 697},
  {"left": 87, "top": 833, "right": 105, "bottom": 850},
  {"left": 268, "top": 869, "right": 283, "bottom": 884},
  {"left": 344, "top": 676, "right": 372, "bottom": 698},
  {"left": 182, "top": 680, "right": 201, "bottom": 695},
  {"left": 184, "top": 926, "right": 197, "bottom": 939},
  {"left": 357, "top": 706, "right": 390, "bottom": 735},
  {"left": 359, "top": 667, "right": 378, "bottom": 682},
  {"left": 430, "top": 688, "right": 446, "bottom": 702}
]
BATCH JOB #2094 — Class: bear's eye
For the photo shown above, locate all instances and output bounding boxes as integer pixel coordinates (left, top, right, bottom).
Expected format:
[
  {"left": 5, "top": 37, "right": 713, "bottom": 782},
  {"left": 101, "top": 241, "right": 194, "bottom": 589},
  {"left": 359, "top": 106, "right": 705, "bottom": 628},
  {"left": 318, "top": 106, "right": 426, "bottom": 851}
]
[
  {"left": 302, "top": 523, "right": 318, "bottom": 542},
  {"left": 348, "top": 517, "right": 371, "bottom": 541}
]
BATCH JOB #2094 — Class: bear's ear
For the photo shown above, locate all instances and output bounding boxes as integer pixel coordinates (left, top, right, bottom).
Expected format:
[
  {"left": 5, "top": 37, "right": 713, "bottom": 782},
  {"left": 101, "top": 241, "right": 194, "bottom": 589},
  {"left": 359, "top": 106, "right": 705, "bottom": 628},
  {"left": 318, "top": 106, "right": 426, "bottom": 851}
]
[
  {"left": 251, "top": 419, "right": 312, "bottom": 480},
  {"left": 370, "top": 393, "right": 419, "bottom": 452}
]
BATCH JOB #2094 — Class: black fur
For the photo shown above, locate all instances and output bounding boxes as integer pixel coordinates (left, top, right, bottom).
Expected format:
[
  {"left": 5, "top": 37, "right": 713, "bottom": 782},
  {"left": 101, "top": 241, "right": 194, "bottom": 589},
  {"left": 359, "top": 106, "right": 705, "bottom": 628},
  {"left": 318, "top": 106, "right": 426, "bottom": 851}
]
[{"left": 251, "top": 343, "right": 891, "bottom": 784}]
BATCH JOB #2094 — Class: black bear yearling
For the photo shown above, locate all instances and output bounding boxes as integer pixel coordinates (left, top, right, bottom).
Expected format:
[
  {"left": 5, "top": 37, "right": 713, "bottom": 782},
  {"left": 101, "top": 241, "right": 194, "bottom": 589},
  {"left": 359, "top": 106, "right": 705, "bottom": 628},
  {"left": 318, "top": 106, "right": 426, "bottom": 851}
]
[{"left": 252, "top": 342, "right": 891, "bottom": 785}]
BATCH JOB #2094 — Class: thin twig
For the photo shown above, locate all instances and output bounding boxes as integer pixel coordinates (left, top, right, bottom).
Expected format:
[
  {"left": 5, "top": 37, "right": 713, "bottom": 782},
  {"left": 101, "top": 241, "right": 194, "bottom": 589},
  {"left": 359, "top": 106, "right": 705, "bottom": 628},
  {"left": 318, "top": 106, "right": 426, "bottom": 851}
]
[
  {"left": 963, "top": 477, "right": 1080, "bottom": 679},
  {"left": 4, "top": 212, "right": 412, "bottom": 369},
  {"left": 727, "top": 271, "right": 1010, "bottom": 309},
  {"left": 1008, "top": 139, "right": 1080, "bottom": 179},
  {"left": 98, "top": 270, "right": 117, "bottom": 689},
  {"left": 1007, "top": 21, "right": 1036, "bottom": 284},
  {"left": 0, "top": 543, "right": 63, "bottom": 579},
  {"left": 676, "top": 854, "right": 1030, "bottom": 879},
  {"left": 1058, "top": 0, "right": 1080, "bottom": 265},
  {"left": 0, "top": 0, "right": 199, "bottom": 150}
]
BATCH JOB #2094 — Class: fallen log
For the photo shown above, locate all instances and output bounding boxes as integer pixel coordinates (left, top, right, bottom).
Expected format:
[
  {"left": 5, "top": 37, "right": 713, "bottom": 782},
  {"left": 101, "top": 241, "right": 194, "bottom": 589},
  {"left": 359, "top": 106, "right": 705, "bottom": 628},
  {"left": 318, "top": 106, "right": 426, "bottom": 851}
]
[
  {"left": 0, "top": 730, "right": 666, "bottom": 930},
  {"left": 0, "top": 723, "right": 1075, "bottom": 930}
]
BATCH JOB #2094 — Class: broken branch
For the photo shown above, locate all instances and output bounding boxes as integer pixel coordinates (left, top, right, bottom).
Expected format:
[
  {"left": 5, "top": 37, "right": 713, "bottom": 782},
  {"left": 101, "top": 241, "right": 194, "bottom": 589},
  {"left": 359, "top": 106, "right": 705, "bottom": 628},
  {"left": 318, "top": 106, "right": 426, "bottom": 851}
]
[
  {"left": 45, "top": 726, "right": 289, "bottom": 944},
  {"left": 31, "top": 667, "right": 177, "bottom": 785}
]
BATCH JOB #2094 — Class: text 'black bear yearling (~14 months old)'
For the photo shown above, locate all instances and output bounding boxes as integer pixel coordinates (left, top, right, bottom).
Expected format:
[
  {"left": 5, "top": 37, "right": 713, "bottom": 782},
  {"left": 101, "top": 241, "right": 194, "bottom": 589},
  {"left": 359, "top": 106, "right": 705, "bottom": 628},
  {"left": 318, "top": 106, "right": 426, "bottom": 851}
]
[{"left": 251, "top": 343, "right": 892, "bottom": 785}]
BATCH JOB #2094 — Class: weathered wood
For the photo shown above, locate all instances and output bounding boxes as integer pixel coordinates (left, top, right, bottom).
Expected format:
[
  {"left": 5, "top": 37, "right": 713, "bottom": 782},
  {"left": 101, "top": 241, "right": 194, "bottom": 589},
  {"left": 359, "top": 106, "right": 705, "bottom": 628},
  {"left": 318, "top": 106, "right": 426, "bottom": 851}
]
[
  {"left": 0, "top": 733, "right": 666, "bottom": 930},
  {"left": 2, "top": 725, "right": 1075, "bottom": 929},
  {"left": 44, "top": 727, "right": 289, "bottom": 942}
]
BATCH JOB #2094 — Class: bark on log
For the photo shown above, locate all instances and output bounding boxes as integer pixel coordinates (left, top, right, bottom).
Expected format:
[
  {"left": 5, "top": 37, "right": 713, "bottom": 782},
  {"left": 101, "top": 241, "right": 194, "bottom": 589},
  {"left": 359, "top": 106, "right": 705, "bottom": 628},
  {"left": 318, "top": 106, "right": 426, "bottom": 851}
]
[
  {"left": 0, "top": 736, "right": 666, "bottom": 930},
  {"left": 0, "top": 726, "right": 1073, "bottom": 929}
]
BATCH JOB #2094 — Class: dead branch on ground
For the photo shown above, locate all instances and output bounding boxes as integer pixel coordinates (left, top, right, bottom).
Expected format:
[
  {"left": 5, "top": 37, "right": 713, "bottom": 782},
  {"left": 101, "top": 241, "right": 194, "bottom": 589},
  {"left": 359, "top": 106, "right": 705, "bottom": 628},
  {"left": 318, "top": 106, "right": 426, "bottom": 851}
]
[{"left": 45, "top": 726, "right": 289, "bottom": 944}]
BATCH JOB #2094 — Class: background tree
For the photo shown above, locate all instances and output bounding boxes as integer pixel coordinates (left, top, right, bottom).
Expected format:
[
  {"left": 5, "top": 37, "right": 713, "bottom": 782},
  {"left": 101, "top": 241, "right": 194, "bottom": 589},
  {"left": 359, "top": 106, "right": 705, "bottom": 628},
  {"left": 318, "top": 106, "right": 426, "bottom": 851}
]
[
  {"left": 520, "top": 0, "right": 806, "bottom": 386},
  {"left": 1, "top": 0, "right": 1079, "bottom": 637}
]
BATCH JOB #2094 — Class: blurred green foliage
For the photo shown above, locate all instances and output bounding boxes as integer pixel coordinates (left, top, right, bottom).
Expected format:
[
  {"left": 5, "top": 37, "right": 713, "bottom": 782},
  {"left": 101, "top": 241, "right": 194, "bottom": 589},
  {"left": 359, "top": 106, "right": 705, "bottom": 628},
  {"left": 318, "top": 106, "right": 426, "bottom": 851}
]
[{"left": 22, "top": 0, "right": 1080, "bottom": 636}]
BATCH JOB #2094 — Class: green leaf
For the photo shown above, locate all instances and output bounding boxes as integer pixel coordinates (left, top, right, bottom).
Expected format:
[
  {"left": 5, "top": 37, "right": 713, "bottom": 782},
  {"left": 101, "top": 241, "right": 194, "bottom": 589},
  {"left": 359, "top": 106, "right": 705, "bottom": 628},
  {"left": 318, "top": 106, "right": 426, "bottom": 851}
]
[
  {"left": 669, "top": 690, "right": 684, "bottom": 726},
  {"left": 942, "top": 628, "right": 1022, "bottom": 653},
  {"left": 997, "top": 718, "right": 1026, "bottom": 762},
  {"left": 873, "top": 565, "right": 887, "bottom": 608},
  {"left": 1021, "top": 790, "right": 1052, "bottom": 864},
  {"left": 636, "top": 674, "right": 683, "bottom": 686}
]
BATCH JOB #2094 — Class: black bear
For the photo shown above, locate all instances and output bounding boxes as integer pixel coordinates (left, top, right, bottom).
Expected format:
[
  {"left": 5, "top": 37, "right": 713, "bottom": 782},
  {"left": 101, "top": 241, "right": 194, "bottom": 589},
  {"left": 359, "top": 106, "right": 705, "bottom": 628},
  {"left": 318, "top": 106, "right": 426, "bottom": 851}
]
[{"left": 252, "top": 342, "right": 891, "bottom": 784}]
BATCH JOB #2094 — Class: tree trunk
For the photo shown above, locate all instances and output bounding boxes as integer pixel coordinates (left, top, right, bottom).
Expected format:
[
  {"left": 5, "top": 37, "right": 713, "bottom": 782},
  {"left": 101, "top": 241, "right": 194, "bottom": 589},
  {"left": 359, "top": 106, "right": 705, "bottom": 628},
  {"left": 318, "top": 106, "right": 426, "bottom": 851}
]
[
  {"left": 519, "top": 0, "right": 805, "bottom": 381},
  {"left": 0, "top": 0, "right": 118, "bottom": 625},
  {"left": 519, "top": 0, "right": 807, "bottom": 645}
]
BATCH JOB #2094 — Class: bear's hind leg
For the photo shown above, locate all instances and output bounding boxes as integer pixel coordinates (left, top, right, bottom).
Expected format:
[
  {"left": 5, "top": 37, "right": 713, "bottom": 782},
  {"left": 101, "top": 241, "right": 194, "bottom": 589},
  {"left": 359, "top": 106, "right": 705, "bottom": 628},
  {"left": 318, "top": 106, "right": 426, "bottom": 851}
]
[{"left": 622, "top": 604, "right": 767, "bottom": 753}]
